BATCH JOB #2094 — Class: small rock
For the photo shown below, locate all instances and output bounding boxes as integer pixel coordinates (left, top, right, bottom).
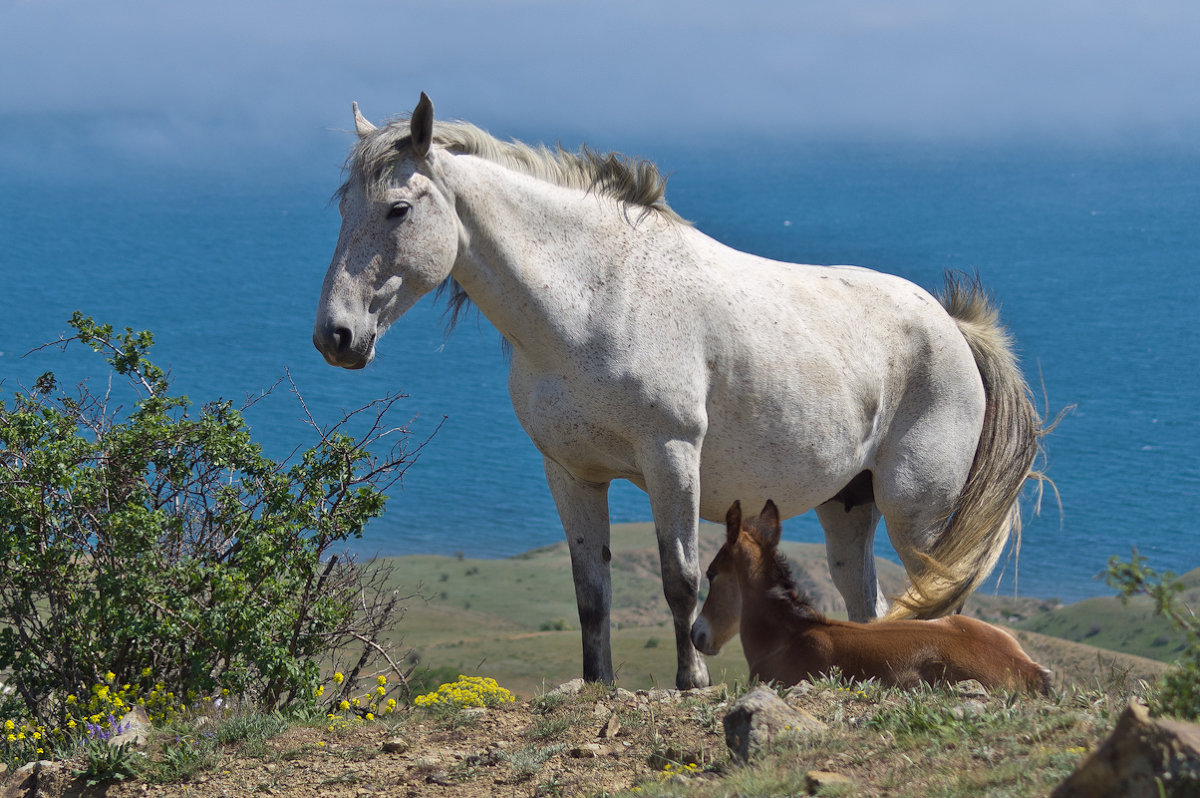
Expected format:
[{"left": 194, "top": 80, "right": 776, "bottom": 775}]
[
  {"left": 951, "top": 699, "right": 988, "bottom": 719},
  {"left": 806, "top": 770, "right": 854, "bottom": 793},
  {"left": 724, "top": 686, "right": 828, "bottom": 762},
  {"left": 382, "top": 737, "right": 410, "bottom": 754},
  {"left": 19, "top": 760, "right": 50, "bottom": 775},
  {"left": 550, "top": 678, "right": 585, "bottom": 697},
  {"left": 599, "top": 714, "right": 622, "bottom": 739},
  {"left": 593, "top": 702, "right": 610, "bottom": 717},
  {"left": 265, "top": 763, "right": 278, "bottom": 773},
  {"left": 571, "top": 743, "right": 611, "bottom": 758},
  {"left": 955, "top": 679, "right": 989, "bottom": 700},
  {"left": 611, "top": 687, "right": 638, "bottom": 703},
  {"left": 462, "top": 707, "right": 487, "bottom": 720},
  {"left": 425, "top": 769, "right": 453, "bottom": 786},
  {"left": 783, "top": 681, "right": 815, "bottom": 702},
  {"left": 109, "top": 705, "right": 152, "bottom": 747}
]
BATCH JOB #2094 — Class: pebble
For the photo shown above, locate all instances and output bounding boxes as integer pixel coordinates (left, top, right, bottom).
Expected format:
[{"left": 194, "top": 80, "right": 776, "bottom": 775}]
[
  {"left": 599, "top": 715, "right": 622, "bottom": 739},
  {"left": 382, "top": 737, "right": 411, "bottom": 754},
  {"left": 570, "top": 743, "right": 612, "bottom": 758}
]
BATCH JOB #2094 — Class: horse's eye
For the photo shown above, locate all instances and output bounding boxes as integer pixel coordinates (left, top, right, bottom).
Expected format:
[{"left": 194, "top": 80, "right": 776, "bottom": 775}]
[{"left": 387, "top": 201, "right": 412, "bottom": 221}]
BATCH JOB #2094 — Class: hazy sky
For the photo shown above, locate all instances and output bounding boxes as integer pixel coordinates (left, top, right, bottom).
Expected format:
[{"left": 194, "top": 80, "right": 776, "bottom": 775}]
[{"left": 3, "top": 0, "right": 1199, "bottom": 171}]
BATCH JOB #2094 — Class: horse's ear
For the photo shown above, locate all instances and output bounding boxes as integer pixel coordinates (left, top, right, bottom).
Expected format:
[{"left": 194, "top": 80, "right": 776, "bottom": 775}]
[
  {"left": 411, "top": 92, "right": 434, "bottom": 158},
  {"left": 758, "top": 500, "right": 783, "bottom": 548},
  {"left": 724, "top": 500, "right": 742, "bottom": 544},
  {"left": 352, "top": 102, "right": 376, "bottom": 137}
]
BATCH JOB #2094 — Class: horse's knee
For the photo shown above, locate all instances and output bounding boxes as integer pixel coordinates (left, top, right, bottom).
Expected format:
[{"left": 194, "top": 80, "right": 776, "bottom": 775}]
[{"left": 663, "top": 574, "right": 700, "bottom": 620}]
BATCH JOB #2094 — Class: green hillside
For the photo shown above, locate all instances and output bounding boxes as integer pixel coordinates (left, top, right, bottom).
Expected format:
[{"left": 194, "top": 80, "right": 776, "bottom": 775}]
[{"left": 1013, "top": 567, "right": 1200, "bottom": 663}]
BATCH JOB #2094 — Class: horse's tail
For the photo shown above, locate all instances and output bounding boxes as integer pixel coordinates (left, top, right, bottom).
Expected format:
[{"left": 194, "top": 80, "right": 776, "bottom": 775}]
[{"left": 885, "top": 273, "right": 1045, "bottom": 620}]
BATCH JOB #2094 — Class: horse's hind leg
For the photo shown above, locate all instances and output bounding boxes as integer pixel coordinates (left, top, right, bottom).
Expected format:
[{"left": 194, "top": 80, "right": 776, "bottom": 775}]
[
  {"left": 816, "top": 500, "right": 888, "bottom": 621},
  {"left": 544, "top": 458, "right": 614, "bottom": 683}
]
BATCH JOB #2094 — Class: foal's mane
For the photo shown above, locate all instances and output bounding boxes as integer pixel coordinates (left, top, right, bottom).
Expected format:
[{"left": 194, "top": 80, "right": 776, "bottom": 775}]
[
  {"left": 761, "top": 545, "right": 826, "bottom": 624},
  {"left": 340, "top": 116, "right": 686, "bottom": 225}
]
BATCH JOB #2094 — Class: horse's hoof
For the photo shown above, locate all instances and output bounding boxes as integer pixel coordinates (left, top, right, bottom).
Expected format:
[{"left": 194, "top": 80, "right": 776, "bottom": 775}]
[{"left": 676, "top": 662, "right": 711, "bottom": 691}]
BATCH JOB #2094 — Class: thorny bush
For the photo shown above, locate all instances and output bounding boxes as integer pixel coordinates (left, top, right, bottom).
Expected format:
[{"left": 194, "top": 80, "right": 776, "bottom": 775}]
[{"left": 0, "top": 314, "right": 422, "bottom": 721}]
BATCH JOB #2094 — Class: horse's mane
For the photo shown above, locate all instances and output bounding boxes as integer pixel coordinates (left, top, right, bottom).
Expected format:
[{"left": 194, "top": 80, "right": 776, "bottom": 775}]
[
  {"left": 762, "top": 547, "right": 826, "bottom": 624},
  {"left": 338, "top": 115, "right": 686, "bottom": 329},
  {"left": 340, "top": 117, "right": 685, "bottom": 225}
]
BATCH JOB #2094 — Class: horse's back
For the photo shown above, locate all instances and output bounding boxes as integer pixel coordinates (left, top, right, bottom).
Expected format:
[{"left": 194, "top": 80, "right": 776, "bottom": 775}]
[{"left": 506, "top": 227, "right": 987, "bottom": 524}]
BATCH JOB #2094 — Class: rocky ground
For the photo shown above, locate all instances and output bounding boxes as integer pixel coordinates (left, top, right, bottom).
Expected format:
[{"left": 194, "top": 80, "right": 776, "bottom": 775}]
[{"left": 1, "top": 650, "right": 1169, "bottom": 798}]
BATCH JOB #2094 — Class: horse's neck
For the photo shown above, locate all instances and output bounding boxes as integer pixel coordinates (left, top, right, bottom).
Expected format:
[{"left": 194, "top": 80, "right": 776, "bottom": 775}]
[{"left": 442, "top": 154, "right": 674, "bottom": 362}]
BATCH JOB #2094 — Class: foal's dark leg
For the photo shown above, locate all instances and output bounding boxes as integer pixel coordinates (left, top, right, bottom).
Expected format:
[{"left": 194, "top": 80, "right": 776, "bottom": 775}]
[{"left": 544, "top": 458, "right": 614, "bottom": 683}]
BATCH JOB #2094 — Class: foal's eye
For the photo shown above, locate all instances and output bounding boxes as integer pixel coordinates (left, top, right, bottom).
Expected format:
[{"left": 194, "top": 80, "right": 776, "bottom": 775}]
[{"left": 387, "top": 201, "right": 412, "bottom": 221}]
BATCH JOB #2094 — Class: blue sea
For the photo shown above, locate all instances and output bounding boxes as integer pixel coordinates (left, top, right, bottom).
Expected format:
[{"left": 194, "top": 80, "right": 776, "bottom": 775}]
[{"left": 2, "top": 139, "right": 1197, "bottom": 604}]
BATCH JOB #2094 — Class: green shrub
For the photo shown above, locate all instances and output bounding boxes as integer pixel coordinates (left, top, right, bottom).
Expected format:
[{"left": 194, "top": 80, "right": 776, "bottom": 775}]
[
  {"left": 1107, "top": 549, "right": 1200, "bottom": 720},
  {"left": 0, "top": 314, "right": 415, "bottom": 720}
]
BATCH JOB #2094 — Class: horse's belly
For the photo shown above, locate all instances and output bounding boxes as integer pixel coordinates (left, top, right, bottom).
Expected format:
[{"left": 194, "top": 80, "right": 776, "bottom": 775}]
[{"left": 694, "top": 422, "right": 866, "bottom": 522}]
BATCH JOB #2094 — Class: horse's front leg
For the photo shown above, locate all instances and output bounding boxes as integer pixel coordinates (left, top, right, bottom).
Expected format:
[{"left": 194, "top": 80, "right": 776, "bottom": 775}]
[
  {"left": 543, "top": 457, "right": 614, "bottom": 683},
  {"left": 644, "top": 440, "right": 710, "bottom": 690}
]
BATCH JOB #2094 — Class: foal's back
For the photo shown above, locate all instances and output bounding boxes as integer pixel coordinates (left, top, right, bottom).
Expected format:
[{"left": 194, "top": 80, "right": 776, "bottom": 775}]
[
  {"left": 800, "top": 614, "right": 1052, "bottom": 694},
  {"left": 718, "top": 501, "right": 1051, "bottom": 695}
]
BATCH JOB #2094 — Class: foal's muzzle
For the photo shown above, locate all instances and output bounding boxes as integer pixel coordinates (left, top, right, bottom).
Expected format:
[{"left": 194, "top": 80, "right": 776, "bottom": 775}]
[{"left": 690, "top": 618, "right": 720, "bottom": 656}]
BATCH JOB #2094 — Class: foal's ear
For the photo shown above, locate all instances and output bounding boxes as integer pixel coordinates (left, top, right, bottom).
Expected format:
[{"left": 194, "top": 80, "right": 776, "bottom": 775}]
[
  {"left": 758, "top": 500, "right": 783, "bottom": 548},
  {"left": 724, "top": 500, "right": 742, "bottom": 544},
  {"left": 411, "top": 92, "right": 434, "bottom": 158}
]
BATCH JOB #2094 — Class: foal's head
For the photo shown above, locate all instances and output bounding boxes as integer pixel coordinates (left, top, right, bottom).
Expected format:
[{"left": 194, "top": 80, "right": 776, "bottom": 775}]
[{"left": 690, "top": 500, "right": 783, "bottom": 655}]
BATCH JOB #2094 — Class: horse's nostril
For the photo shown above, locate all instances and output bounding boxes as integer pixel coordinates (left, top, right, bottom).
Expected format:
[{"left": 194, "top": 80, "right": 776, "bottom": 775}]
[{"left": 331, "top": 326, "right": 352, "bottom": 354}]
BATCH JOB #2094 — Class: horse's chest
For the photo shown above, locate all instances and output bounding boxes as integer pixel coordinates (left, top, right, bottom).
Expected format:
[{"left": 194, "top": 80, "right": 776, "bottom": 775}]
[{"left": 506, "top": 364, "right": 698, "bottom": 481}]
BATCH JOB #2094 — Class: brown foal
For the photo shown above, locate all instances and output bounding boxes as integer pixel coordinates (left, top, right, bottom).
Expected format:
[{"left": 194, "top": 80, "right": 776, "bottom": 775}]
[{"left": 690, "top": 500, "right": 1051, "bottom": 694}]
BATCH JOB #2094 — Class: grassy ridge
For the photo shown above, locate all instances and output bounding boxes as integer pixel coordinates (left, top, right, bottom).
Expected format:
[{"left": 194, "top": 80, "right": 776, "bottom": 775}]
[{"left": 1012, "top": 568, "right": 1200, "bottom": 663}]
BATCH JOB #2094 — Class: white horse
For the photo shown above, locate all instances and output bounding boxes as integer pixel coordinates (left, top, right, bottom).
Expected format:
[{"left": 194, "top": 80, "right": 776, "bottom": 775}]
[{"left": 314, "top": 94, "right": 1043, "bottom": 690}]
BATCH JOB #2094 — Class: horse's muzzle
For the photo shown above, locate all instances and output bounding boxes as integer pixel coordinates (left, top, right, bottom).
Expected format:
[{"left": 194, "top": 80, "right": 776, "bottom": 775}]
[{"left": 313, "top": 323, "right": 374, "bottom": 369}]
